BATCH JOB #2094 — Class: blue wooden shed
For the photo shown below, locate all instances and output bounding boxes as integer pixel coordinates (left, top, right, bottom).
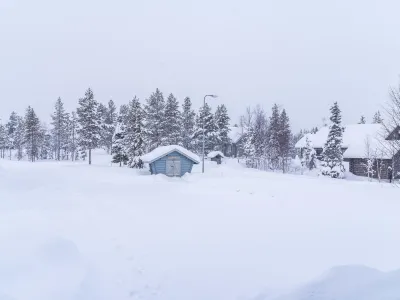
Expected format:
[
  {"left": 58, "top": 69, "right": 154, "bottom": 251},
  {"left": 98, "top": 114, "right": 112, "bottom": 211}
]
[{"left": 141, "top": 145, "right": 200, "bottom": 177}]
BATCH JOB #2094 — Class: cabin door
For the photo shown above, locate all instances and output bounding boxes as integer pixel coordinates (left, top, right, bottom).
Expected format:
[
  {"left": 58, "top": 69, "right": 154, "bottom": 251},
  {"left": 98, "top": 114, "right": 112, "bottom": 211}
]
[{"left": 166, "top": 157, "right": 181, "bottom": 177}]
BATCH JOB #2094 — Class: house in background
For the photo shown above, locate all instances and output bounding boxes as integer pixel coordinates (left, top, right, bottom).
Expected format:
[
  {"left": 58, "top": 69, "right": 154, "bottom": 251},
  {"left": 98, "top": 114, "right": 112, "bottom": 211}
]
[
  {"left": 207, "top": 151, "right": 224, "bottom": 164},
  {"left": 223, "top": 125, "right": 245, "bottom": 158},
  {"left": 295, "top": 124, "right": 400, "bottom": 179},
  {"left": 141, "top": 145, "right": 200, "bottom": 177}
]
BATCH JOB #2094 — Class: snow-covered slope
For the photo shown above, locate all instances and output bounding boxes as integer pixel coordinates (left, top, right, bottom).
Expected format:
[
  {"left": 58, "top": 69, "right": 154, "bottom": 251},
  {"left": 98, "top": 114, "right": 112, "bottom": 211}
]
[
  {"left": 255, "top": 265, "right": 400, "bottom": 300},
  {"left": 1, "top": 153, "right": 400, "bottom": 300}
]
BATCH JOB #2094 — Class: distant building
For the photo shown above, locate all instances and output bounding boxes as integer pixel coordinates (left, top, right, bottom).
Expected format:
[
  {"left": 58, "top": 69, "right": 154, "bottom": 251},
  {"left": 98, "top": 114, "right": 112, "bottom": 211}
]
[
  {"left": 207, "top": 151, "right": 225, "bottom": 164},
  {"left": 295, "top": 124, "right": 400, "bottom": 179},
  {"left": 141, "top": 145, "right": 200, "bottom": 177},
  {"left": 223, "top": 125, "right": 245, "bottom": 158}
]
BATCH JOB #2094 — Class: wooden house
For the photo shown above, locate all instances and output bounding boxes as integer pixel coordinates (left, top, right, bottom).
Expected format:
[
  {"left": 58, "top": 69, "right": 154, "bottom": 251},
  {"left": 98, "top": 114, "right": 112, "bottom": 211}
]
[
  {"left": 207, "top": 151, "right": 225, "bottom": 164},
  {"left": 223, "top": 126, "right": 245, "bottom": 158},
  {"left": 295, "top": 124, "right": 400, "bottom": 179},
  {"left": 141, "top": 145, "right": 200, "bottom": 177}
]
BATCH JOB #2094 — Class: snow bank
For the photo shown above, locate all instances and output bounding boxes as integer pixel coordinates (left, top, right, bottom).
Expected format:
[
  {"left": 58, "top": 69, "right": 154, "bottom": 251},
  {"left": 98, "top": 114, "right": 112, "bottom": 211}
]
[
  {"left": 257, "top": 265, "right": 400, "bottom": 300},
  {"left": 0, "top": 237, "right": 95, "bottom": 300},
  {"left": 1, "top": 155, "right": 400, "bottom": 300},
  {"left": 141, "top": 145, "right": 200, "bottom": 163}
]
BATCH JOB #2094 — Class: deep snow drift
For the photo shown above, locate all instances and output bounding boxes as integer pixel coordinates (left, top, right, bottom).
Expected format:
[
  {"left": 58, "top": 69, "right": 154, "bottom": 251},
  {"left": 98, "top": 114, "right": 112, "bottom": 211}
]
[{"left": 1, "top": 152, "right": 400, "bottom": 300}]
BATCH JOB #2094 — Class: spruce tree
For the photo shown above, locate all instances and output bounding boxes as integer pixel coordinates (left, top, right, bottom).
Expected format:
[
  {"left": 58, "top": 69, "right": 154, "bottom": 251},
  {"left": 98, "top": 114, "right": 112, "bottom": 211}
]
[
  {"left": 24, "top": 106, "right": 41, "bottom": 162},
  {"left": 163, "top": 93, "right": 182, "bottom": 145},
  {"left": 372, "top": 111, "right": 383, "bottom": 124},
  {"left": 144, "top": 88, "right": 165, "bottom": 150},
  {"left": 68, "top": 112, "right": 79, "bottom": 161},
  {"left": 112, "top": 104, "right": 130, "bottom": 166},
  {"left": 214, "top": 104, "right": 231, "bottom": 151},
  {"left": 267, "top": 104, "right": 280, "bottom": 169},
  {"left": 181, "top": 97, "right": 196, "bottom": 150},
  {"left": 14, "top": 116, "right": 25, "bottom": 160},
  {"left": 51, "top": 97, "right": 69, "bottom": 160},
  {"left": 321, "top": 102, "right": 345, "bottom": 178},
  {"left": 193, "top": 103, "right": 218, "bottom": 153},
  {"left": 252, "top": 106, "right": 268, "bottom": 158},
  {"left": 102, "top": 99, "right": 117, "bottom": 154},
  {"left": 302, "top": 135, "right": 316, "bottom": 170},
  {"left": 278, "top": 109, "right": 291, "bottom": 173},
  {"left": 112, "top": 115, "right": 129, "bottom": 167},
  {"left": 124, "top": 97, "right": 145, "bottom": 168},
  {"left": 76, "top": 88, "right": 102, "bottom": 165},
  {"left": 310, "top": 127, "right": 319, "bottom": 134},
  {"left": 0, "top": 124, "right": 6, "bottom": 159},
  {"left": 243, "top": 125, "right": 256, "bottom": 167},
  {"left": 5, "top": 112, "right": 18, "bottom": 159},
  {"left": 39, "top": 124, "right": 52, "bottom": 160},
  {"left": 358, "top": 115, "right": 366, "bottom": 124}
]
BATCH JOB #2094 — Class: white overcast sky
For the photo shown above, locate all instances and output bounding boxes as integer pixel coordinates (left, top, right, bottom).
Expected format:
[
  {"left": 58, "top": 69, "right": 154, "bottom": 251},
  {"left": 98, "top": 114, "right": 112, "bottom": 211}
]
[{"left": 1, "top": 0, "right": 400, "bottom": 130}]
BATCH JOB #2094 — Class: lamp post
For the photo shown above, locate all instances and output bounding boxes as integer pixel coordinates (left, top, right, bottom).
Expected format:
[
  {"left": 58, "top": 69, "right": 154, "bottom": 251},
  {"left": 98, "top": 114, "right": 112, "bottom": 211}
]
[{"left": 202, "top": 94, "right": 218, "bottom": 173}]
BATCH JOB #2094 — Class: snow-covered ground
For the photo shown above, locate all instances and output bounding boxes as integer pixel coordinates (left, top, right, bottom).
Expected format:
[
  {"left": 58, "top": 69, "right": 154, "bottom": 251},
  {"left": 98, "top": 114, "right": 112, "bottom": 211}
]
[{"left": 1, "top": 151, "right": 400, "bottom": 300}]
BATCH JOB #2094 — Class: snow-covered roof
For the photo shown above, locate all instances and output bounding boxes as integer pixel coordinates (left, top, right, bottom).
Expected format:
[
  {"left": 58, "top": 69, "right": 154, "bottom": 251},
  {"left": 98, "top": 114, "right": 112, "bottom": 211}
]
[
  {"left": 295, "top": 124, "right": 398, "bottom": 159},
  {"left": 343, "top": 139, "right": 396, "bottom": 159},
  {"left": 207, "top": 151, "right": 225, "bottom": 158},
  {"left": 141, "top": 145, "right": 200, "bottom": 164},
  {"left": 228, "top": 126, "right": 244, "bottom": 143}
]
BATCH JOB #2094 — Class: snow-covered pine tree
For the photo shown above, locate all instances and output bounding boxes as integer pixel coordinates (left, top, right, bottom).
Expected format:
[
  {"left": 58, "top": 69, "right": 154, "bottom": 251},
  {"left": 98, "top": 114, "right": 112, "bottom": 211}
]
[
  {"left": 240, "top": 107, "right": 255, "bottom": 164},
  {"left": 163, "top": 93, "right": 182, "bottom": 145},
  {"left": 321, "top": 102, "right": 345, "bottom": 178},
  {"left": 111, "top": 104, "right": 130, "bottom": 166},
  {"left": 14, "top": 116, "right": 25, "bottom": 161},
  {"left": 0, "top": 123, "right": 6, "bottom": 159},
  {"left": 76, "top": 88, "right": 102, "bottom": 165},
  {"left": 372, "top": 111, "right": 383, "bottom": 124},
  {"left": 302, "top": 135, "right": 316, "bottom": 170},
  {"left": 68, "top": 112, "right": 79, "bottom": 161},
  {"left": 358, "top": 115, "right": 366, "bottom": 124},
  {"left": 101, "top": 99, "right": 117, "bottom": 154},
  {"left": 144, "top": 88, "right": 166, "bottom": 151},
  {"left": 214, "top": 104, "right": 231, "bottom": 151},
  {"left": 243, "top": 125, "right": 256, "bottom": 167},
  {"left": 111, "top": 114, "right": 128, "bottom": 167},
  {"left": 193, "top": 102, "right": 219, "bottom": 154},
  {"left": 51, "top": 97, "right": 69, "bottom": 160},
  {"left": 278, "top": 109, "right": 291, "bottom": 173},
  {"left": 267, "top": 104, "right": 281, "bottom": 170},
  {"left": 181, "top": 97, "right": 196, "bottom": 150},
  {"left": 5, "top": 112, "right": 18, "bottom": 159},
  {"left": 252, "top": 106, "right": 268, "bottom": 158},
  {"left": 119, "top": 104, "right": 129, "bottom": 123},
  {"left": 311, "top": 127, "right": 319, "bottom": 134},
  {"left": 24, "top": 106, "right": 41, "bottom": 162},
  {"left": 39, "top": 123, "right": 52, "bottom": 160},
  {"left": 124, "top": 97, "right": 145, "bottom": 168},
  {"left": 97, "top": 102, "right": 109, "bottom": 151}
]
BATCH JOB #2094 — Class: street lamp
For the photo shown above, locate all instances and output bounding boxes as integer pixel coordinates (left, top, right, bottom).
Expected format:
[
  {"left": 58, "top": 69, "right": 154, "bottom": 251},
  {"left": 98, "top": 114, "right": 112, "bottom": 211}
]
[{"left": 202, "top": 94, "right": 218, "bottom": 173}]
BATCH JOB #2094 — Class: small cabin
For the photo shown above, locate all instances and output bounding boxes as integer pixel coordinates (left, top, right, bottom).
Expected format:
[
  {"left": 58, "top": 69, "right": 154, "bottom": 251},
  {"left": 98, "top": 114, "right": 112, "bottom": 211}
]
[
  {"left": 207, "top": 151, "right": 225, "bottom": 165},
  {"left": 141, "top": 145, "right": 200, "bottom": 177}
]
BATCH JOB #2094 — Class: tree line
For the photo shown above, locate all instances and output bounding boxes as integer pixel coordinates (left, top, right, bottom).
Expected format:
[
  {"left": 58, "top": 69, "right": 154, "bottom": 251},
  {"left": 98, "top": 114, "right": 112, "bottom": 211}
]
[
  {"left": 0, "top": 88, "right": 231, "bottom": 167},
  {"left": 239, "top": 104, "right": 293, "bottom": 173}
]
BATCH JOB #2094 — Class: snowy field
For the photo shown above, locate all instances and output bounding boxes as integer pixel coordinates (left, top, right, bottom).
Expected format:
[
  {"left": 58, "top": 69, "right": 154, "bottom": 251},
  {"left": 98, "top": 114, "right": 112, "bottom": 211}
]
[{"left": 1, "top": 151, "right": 400, "bottom": 300}]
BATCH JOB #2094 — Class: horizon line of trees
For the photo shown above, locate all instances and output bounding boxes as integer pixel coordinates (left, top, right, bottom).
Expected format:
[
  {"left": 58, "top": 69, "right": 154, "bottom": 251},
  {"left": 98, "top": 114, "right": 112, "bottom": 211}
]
[{"left": 0, "top": 88, "right": 231, "bottom": 167}]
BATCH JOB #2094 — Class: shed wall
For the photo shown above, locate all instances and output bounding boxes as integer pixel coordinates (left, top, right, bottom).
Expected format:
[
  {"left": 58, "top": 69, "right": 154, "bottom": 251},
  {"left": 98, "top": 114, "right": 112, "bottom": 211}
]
[{"left": 149, "top": 151, "right": 194, "bottom": 176}]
